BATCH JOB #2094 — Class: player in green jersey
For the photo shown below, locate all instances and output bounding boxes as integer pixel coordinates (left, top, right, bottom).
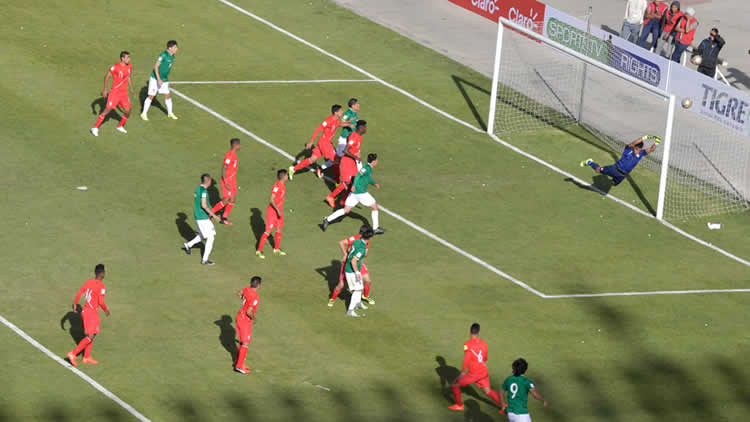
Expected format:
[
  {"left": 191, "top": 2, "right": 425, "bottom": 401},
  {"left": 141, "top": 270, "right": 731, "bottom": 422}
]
[
  {"left": 321, "top": 153, "right": 385, "bottom": 234},
  {"left": 141, "top": 40, "right": 179, "bottom": 121},
  {"left": 335, "top": 98, "right": 360, "bottom": 156},
  {"left": 343, "top": 226, "right": 374, "bottom": 317},
  {"left": 183, "top": 173, "right": 221, "bottom": 265},
  {"left": 500, "top": 358, "right": 547, "bottom": 421}
]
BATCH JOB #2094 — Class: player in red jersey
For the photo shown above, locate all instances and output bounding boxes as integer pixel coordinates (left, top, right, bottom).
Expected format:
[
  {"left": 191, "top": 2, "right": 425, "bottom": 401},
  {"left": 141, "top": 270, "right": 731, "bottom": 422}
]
[
  {"left": 325, "top": 120, "right": 367, "bottom": 208},
  {"left": 66, "top": 264, "right": 110, "bottom": 367},
  {"left": 328, "top": 225, "right": 375, "bottom": 307},
  {"left": 449, "top": 323, "right": 507, "bottom": 413},
  {"left": 234, "top": 276, "right": 262, "bottom": 374},
  {"left": 289, "top": 105, "right": 344, "bottom": 180},
  {"left": 91, "top": 51, "right": 135, "bottom": 137},
  {"left": 211, "top": 138, "right": 241, "bottom": 225},
  {"left": 256, "top": 169, "right": 289, "bottom": 259}
]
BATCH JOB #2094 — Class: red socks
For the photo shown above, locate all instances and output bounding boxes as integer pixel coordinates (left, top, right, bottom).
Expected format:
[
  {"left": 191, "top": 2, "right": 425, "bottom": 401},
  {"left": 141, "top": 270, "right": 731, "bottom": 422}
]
[
  {"left": 212, "top": 202, "right": 225, "bottom": 213},
  {"left": 236, "top": 344, "right": 248, "bottom": 368},
  {"left": 294, "top": 158, "right": 312, "bottom": 172},
  {"left": 451, "top": 385, "right": 463, "bottom": 406},
  {"left": 487, "top": 390, "right": 502, "bottom": 406},
  {"left": 93, "top": 114, "right": 106, "bottom": 129},
  {"left": 117, "top": 116, "right": 128, "bottom": 128},
  {"left": 327, "top": 183, "right": 347, "bottom": 200},
  {"left": 223, "top": 203, "right": 234, "bottom": 218},
  {"left": 257, "top": 233, "right": 269, "bottom": 251},
  {"left": 364, "top": 284, "right": 371, "bottom": 298},
  {"left": 274, "top": 232, "right": 282, "bottom": 249},
  {"left": 84, "top": 340, "right": 93, "bottom": 358},
  {"left": 71, "top": 337, "right": 92, "bottom": 356},
  {"left": 331, "top": 287, "right": 342, "bottom": 301}
]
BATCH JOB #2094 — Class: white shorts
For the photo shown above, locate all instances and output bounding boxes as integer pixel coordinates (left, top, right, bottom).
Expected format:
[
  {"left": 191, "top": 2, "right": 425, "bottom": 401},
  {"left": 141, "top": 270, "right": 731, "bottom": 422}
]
[
  {"left": 507, "top": 413, "right": 532, "bottom": 422},
  {"left": 345, "top": 192, "right": 376, "bottom": 208},
  {"left": 147, "top": 77, "right": 170, "bottom": 96},
  {"left": 336, "top": 137, "right": 348, "bottom": 156},
  {"left": 345, "top": 271, "right": 364, "bottom": 291},
  {"left": 196, "top": 219, "right": 216, "bottom": 239}
]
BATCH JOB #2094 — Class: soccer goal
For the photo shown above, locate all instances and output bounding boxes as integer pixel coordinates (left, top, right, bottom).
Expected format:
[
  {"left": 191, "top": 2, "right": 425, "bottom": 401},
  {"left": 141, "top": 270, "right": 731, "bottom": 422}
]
[{"left": 487, "top": 17, "right": 750, "bottom": 220}]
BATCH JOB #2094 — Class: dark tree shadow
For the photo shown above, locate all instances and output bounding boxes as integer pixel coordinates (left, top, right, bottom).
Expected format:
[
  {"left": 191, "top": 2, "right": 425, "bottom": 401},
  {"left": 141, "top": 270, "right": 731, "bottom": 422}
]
[
  {"left": 315, "top": 259, "right": 343, "bottom": 295},
  {"left": 138, "top": 86, "right": 166, "bottom": 115},
  {"left": 175, "top": 212, "right": 196, "bottom": 242},
  {"left": 225, "top": 392, "right": 254, "bottom": 418},
  {"left": 250, "top": 208, "right": 265, "bottom": 248},
  {"left": 172, "top": 399, "right": 202, "bottom": 422},
  {"left": 464, "top": 399, "right": 494, "bottom": 422},
  {"left": 60, "top": 307, "right": 85, "bottom": 344},
  {"left": 570, "top": 369, "right": 619, "bottom": 420},
  {"left": 713, "top": 356, "right": 750, "bottom": 413},
  {"left": 214, "top": 315, "right": 238, "bottom": 366},
  {"left": 43, "top": 404, "right": 71, "bottom": 422},
  {"left": 435, "top": 356, "right": 460, "bottom": 400}
]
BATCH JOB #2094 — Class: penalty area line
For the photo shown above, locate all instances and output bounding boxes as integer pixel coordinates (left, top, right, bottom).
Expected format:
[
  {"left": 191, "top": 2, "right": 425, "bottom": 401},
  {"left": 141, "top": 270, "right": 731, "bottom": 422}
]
[
  {"left": 170, "top": 79, "right": 378, "bottom": 85},
  {"left": 0, "top": 314, "right": 152, "bottom": 422},
  {"left": 170, "top": 87, "right": 546, "bottom": 298}
]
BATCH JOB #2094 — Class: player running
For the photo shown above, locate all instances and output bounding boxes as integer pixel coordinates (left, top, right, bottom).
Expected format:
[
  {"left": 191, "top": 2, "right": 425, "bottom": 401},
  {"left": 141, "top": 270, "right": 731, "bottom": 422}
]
[
  {"left": 343, "top": 226, "right": 374, "bottom": 317},
  {"left": 234, "top": 276, "right": 262, "bottom": 374},
  {"left": 449, "top": 323, "right": 507, "bottom": 413},
  {"left": 211, "top": 138, "right": 241, "bottom": 225},
  {"left": 90, "top": 51, "right": 135, "bottom": 136},
  {"left": 141, "top": 40, "right": 179, "bottom": 121},
  {"left": 322, "top": 153, "right": 385, "bottom": 234},
  {"left": 501, "top": 358, "right": 548, "bottom": 421},
  {"left": 328, "top": 225, "right": 375, "bottom": 308},
  {"left": 580, "top": 135, "right": 660, "bottom": 186},
  {"left": 289, "top": 105, "right": 344, "bottom": 180},
  {"left": 66, "top": 264, "right": 110, "bottom": 367},
  {"left": 256, "top": 169, "right": 289, "bottom": 259},
  {"left": 183, "top": 173, "right": 221, "bottom": 265}
]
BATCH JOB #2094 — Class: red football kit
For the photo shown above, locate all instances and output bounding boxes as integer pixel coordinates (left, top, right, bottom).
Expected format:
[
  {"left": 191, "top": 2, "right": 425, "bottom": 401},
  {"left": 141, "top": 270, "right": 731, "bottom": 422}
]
[
  {"left": 265, "top": 181, "right": 286, "bottom": 231},
  {"left": 73, "top": 278, "right": 109, "bottom": 335},
  {"left": 338, "top": 234, "right": 369, "bottom": 282},
  {"left": 457, "top": 338, "right": 490, "bottom": 388},
  {"left": 311, "top": 114, "right": 340, "bottom": 161},
  {"left": 339, "top": 132, "right": 362, "bottom": 183},
  {"left": 236, "top": 287, "right": 260, "bottom": 343},
  {"left": 221, "top": 150, "right": 239, "bottom": 198},
  {"left": 106, "top": 62, "right": 132, "bottom": 109}
]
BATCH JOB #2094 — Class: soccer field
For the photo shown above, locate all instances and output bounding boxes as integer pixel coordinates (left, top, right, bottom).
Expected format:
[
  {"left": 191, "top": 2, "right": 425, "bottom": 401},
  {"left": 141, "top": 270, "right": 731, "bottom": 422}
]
[{"left": 2, "top": 0, "right": 750, "bottom": 421}]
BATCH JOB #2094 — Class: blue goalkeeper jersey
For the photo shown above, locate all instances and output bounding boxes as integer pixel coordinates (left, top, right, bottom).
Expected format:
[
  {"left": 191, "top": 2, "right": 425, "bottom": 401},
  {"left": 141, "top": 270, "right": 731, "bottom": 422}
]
[{"left": 616, "top": 146, "right": 647, "bottom": 174}]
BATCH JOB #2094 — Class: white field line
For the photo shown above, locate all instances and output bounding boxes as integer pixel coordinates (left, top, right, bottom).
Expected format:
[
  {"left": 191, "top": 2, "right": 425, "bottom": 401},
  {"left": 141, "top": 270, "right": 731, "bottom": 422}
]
[
  {"left": 170, "top": 79, "right": 377, "bottom": 85},
  {"left": 171, "top": 87, "right": 546, "bottom": 298},
  {"left": 0, "top": 314, "right": 151, "bottom": 422},
  {"left": 217, "top": 0, "right": 483, "bottom": 134},
  {"left": 545, "top": 288, "right": 750, "bottom": 299}
]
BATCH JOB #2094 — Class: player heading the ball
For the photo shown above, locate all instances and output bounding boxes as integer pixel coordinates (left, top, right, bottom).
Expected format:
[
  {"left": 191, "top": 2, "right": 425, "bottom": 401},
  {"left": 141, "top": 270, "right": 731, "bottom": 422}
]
[{"left": 141, "top": 40, "right": 179, "bottom": 121}]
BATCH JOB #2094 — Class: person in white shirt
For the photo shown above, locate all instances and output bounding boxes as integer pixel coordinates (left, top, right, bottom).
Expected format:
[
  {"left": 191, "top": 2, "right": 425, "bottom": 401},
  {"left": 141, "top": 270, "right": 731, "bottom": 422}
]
[{"left": 620, "top": 0, "right": 648, "bottom": 43}]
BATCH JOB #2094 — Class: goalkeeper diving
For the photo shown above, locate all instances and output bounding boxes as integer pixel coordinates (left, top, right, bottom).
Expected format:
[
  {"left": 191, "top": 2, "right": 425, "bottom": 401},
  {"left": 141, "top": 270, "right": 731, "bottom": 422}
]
[{"left": 580, "top": 135, "right": 661, "bottom": 186}]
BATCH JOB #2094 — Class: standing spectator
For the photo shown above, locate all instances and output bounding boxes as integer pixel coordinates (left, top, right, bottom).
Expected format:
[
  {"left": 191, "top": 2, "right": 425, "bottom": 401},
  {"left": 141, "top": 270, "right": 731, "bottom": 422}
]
[
  {"left": 637, "top": 1, "right": 669, "bottom": 51},
  {"left": 620, "top": 0, "right": 648, "bottom": 44},
  {"left": 656, "top": 1, "right": 683, "bottom": 58},
  {"left": 671, "top": 7, "right": 698, "bottom": 62},
  {"left": 693, "top": 28, "right": 725, "bottom": 77}
]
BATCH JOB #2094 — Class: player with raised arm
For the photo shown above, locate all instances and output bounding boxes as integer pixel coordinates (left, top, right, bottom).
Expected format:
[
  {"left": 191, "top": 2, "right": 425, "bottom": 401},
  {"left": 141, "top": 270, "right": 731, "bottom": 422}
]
[
  {"left": 141, "top": 40, "right": 179, "bottom": 121},
  {"left": 449, "top": 323, "right": 507, "bottom": 413},
  {"left": 289, "top": 105, "right": 343, "bottom": 180},
  {"left": 501, "top": 358, "right": 548, "bottom": 421},
  {"left": 234, "top": 276, "right": 262, "bottom": 374},
  {"left": 183, "top": 173, "right": 221, "bottom": 265},
  {"left": 211, "top": 138, "right": 241, "bottom": 225},
  {"left": 256, "top": 169, "right": 289, "bottom": 259},
  {"left": 66, "top": 264, "right": 110, "bottom": 367},
  {"left": 91, "top": 51, "right": 135, "bottom": 136},
  {"left": 328, "top": 225, "right": 375, "bottom": 308},
  {"left": 325, "top": 100, "right": 361, "bottom": 206},
  {"left": 322, "top": 153, "right": 385, "bottom": 234},
  {"left": 343, "top": 227, "right": 374, "bottom": 317},
  {"left": 580, "top": 135, "right": 661, "bottom": 186}
]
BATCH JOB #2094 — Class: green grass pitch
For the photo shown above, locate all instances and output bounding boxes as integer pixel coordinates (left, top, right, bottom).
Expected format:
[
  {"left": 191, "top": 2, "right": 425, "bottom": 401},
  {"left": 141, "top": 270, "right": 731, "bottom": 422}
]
[{"left": 2, "top": 0, "right": 749, "bottom": 421}]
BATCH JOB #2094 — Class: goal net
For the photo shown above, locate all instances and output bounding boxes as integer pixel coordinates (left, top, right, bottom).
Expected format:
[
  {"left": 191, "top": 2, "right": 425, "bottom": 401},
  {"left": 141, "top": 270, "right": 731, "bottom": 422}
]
[{"left": 488, "top": 18, "right": 750, "bottom": 220}]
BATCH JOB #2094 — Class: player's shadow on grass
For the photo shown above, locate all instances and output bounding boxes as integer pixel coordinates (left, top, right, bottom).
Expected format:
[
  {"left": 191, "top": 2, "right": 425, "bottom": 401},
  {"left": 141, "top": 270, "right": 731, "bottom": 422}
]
[
  {"left": 565, "top": 174, "right": 613, "bottom": 195},
  {"left": 214, "top": 315, "right": 238, "bottom": 365},
  {"left": 434, "top": 356, "right": 498, "bottom": 409},
  {"left": 316, "top": 259, "right": 343, "bottom": 295},
  {"left": 207, "top": 181, "right": 221, "bottom": 209},
  {"left": 138, "top": 86, "right": 167, "bottom": 115},
  {"left": 464, "top": 399, "right": 494, "bottom": 422},
  {"left": 250, "top": 208, "right": 265, "bottom": 248},
  {"left": 60, "top": 306, "right": 85, "bottom": 345},
  {"left": 175, "top": 212, "right": 196, "bottom": 241},
  {"left": 90, "top": 97, "right": 123, "bottom": 126}
]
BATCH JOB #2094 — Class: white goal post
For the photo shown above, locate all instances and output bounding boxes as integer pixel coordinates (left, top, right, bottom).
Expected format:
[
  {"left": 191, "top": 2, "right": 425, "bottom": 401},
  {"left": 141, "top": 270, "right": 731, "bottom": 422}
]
[{"left": 487, "top": 16, "right": 750, "bottom": 221}]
